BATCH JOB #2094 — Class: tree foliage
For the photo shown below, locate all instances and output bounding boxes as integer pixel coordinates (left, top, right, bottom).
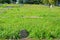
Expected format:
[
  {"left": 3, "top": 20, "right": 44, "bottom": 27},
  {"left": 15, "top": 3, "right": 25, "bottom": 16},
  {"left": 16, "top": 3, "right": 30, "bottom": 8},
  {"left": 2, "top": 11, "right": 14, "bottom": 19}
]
[
  {"left": 0, "top": 0, "right": 10, "bottom": 3},
  {"left": 0, "top": 0, "right": 56, "bottom": 5},
  {"left": 41, "top": 0, "right": 55, "bottom": 5}
]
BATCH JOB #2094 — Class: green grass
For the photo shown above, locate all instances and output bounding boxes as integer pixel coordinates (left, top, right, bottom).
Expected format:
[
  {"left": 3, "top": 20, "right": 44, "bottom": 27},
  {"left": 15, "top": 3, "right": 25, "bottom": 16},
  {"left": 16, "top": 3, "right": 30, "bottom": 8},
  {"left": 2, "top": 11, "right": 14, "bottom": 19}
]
[{"left": 0, "top": 4, "right": 60, "bottom": 39}]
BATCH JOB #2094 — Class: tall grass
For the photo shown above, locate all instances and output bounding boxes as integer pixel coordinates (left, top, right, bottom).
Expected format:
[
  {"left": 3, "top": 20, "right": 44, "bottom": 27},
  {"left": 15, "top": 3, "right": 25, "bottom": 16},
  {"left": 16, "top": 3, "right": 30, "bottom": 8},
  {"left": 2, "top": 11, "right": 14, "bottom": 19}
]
[{"left": 0, "top": 4, "right": 60, "bottom": 39}]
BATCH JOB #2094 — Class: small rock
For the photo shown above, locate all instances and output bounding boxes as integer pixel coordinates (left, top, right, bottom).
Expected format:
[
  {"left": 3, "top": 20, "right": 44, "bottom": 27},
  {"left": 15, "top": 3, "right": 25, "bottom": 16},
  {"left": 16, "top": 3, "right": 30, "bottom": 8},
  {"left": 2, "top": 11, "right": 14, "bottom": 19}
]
[{"left": 19, "top": 29, "right": 29, "bottom": 38}]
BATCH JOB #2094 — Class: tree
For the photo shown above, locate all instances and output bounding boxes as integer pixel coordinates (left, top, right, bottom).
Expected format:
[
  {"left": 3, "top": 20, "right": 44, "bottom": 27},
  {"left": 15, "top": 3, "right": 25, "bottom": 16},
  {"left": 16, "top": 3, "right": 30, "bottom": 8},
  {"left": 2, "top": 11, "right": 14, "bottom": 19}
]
[
  {"left": 0, "top": 0, "right": 3, "bottom": 3},
  {"left": 41, "top": 0, "right": 55, "bottom": 5},
  {"left": 0, "top": 0, "right": 56, "bottom": 5},
  {"left": 16, "top": 0, "right": 19, "bottom": 4},
  {"left": 0, "top": 0, "right": 11, "bottom": 3},
  {"left": 48, "top": 0, "right": 55, "bottom": 5}
]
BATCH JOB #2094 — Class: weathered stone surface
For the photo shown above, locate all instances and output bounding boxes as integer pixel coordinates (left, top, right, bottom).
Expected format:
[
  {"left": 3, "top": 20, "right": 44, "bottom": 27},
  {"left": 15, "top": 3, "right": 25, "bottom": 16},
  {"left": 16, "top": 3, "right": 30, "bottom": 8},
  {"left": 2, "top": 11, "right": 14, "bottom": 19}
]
[{"left": 19, "top": 29, "right": 29, "bottom": 38}]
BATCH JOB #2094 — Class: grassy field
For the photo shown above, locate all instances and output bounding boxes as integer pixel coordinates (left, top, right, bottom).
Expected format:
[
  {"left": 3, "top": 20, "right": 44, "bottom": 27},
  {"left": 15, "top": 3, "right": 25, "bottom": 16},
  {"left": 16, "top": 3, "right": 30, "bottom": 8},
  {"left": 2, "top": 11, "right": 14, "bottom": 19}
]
[{"left": 0, "top": 4, "right": 60, "bottom": 39}]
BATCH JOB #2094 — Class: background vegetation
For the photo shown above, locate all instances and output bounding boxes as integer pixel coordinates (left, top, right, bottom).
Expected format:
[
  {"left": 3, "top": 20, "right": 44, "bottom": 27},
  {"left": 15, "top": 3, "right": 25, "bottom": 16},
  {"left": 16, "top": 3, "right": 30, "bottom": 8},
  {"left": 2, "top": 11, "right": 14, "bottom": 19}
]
[
  {"left": 0, "top": 0, "right": 56, "bottom": 5},
  {"left": 0, "top": 4, "right": 60, "bottom": 39}
]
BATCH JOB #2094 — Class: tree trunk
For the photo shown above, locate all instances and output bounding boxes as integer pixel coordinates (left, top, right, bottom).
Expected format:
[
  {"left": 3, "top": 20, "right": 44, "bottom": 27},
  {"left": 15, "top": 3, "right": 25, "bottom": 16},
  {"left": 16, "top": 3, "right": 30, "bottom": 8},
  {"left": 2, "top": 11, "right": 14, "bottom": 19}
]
[
  {"left": 16, "top": 0, "right": 19, "bottom": 4},
  {"left": 10, "top": 0, "right": 13, "bottom": 3}
]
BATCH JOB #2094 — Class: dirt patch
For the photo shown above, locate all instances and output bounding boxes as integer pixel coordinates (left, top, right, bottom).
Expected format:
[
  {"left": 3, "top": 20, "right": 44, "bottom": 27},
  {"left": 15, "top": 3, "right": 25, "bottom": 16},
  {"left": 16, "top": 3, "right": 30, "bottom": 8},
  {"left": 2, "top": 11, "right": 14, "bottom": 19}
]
[{"left": 20, "top": 38, "right": 39, "bottom": 40}]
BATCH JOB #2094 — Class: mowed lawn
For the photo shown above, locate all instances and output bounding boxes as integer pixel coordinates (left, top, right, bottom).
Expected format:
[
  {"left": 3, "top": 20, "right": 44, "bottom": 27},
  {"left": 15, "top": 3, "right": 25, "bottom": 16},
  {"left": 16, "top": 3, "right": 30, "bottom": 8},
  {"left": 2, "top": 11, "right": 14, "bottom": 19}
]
[{"left": 0, "top": 4, "right": 60, "bottom": 39}]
